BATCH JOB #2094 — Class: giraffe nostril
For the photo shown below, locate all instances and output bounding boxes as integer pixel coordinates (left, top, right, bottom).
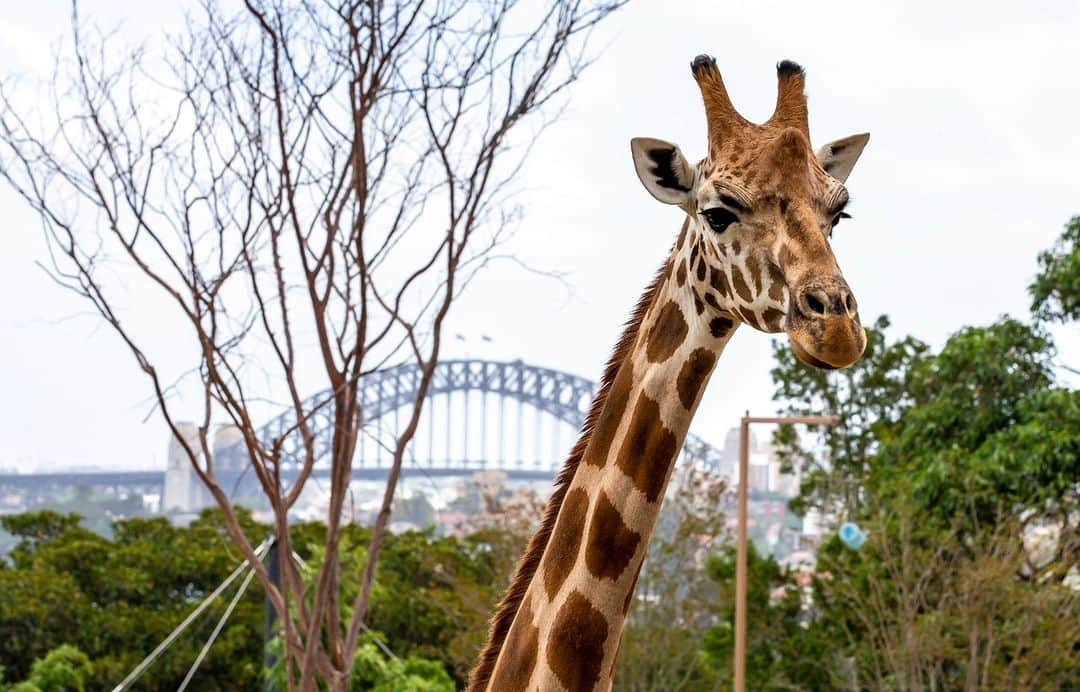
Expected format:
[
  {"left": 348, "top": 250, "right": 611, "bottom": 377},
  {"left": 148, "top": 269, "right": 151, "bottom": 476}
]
[{"left": 797, "top": 284, "right": 854, "bottom": 319}]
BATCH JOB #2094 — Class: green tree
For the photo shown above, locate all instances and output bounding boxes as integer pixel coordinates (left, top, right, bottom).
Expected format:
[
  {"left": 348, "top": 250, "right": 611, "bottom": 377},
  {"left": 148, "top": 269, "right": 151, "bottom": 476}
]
[
  {"left": 5, "top": 645, "right": 94, "bottom": 692},
  {"left": 1030, "top": 215, "right": 1080, "bottom": 323},
  {"left": 870, "top": 317, "right": 1078, "bottom": 536},
  {"left": 700, "top": 543, "right": 833, "bottom": 690},
  {"left": 0, "top": 509, "right": 266, "bottom": 689}
]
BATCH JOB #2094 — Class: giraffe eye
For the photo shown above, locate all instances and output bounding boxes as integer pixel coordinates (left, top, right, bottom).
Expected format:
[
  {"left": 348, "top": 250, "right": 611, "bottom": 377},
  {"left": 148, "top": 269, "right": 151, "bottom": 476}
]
[
  {"left": 701, "top": 207, "right": 738, "bottom": 233},
  {"left": 828, "top": 211, "right": 851, "bottom": 238}
]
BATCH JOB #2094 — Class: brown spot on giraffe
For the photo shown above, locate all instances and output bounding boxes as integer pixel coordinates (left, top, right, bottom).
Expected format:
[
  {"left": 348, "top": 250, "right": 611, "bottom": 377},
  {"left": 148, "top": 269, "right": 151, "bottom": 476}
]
[
  {"left": 677, "top": 348, "right": 717, "bottom": 410},
  {"left": 746, "top": 253, "right": 762, "bottom": 292},
  {"left": 709, "top": 315, "right": 735, "bottom": 339},
  {"left": 615, "top": 392, "right": 678, "bottom": 502},
  {"left": 676, "top": 259, "right": 687, "bottom": 287},
  {"left": 763, "top": 307, "right": 785, "bottom": 331},
  {"left": 646, "top": 301, "right": 688, "bottom": 363},
  {"left": 730, "top": 265, "right": 753, "bottom": 302},
  {"left": 696, "top": 257, "right": 707, "bottom": 282},
  {"left": 731, "top": 239, "right": 741, "bottom": 255},
  {"left": 585, "top": 490, "right": 642, "bottom": 580},
  {"left": 487, "top": 595, "right": 539, "bottom": 690},
  {"left": 583, "top": 361, "right": 634, "bottom": 469},
  {"left": 710, "top": 267, "right": 730, "bottom": 298},
  {"left": 542, "top": 487, "right": 589, "bottom": 599},
  {"left": 767, "top": 262, "right": 786, "bottom": 302},
  {"left": 547, "top": 590, "right": 608, "bottom": 691},
  {"left": 737, "top": 307, "right": 763, "bottom": 330},
  {"left": 676, "top": 219, "right": 688, "bottom": 250}
]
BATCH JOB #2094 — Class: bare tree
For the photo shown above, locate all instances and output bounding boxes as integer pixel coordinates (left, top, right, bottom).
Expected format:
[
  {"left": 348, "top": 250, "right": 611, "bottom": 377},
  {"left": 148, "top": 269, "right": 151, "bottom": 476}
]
[{"left": 0, "top": 0, "right": 625, "bottom": 688}]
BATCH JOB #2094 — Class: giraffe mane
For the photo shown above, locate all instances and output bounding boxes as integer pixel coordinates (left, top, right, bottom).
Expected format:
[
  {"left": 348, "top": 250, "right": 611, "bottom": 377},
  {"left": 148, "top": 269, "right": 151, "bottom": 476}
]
[{"left": 467, "top": 257, "right": 671, "bottom": 691}]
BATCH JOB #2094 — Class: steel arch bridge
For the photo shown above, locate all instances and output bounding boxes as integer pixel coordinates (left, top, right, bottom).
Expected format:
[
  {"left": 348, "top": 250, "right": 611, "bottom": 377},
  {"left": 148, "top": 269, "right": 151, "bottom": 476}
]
[
  {"left": 253, "top": 358, "right": 725, "bottom": 479},
  {"left": 0, "top": 359, "right": 727, "bottom": 504}
]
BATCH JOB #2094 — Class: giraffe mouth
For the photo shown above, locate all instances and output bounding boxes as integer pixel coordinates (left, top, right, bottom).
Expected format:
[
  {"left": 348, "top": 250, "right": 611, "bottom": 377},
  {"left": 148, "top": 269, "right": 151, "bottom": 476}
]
[
  {"left": 786, "top": 318, "right": 866, "bottom": 370},
  {"left": 789, "top": 337, "right": 838, "bottom": 370}
]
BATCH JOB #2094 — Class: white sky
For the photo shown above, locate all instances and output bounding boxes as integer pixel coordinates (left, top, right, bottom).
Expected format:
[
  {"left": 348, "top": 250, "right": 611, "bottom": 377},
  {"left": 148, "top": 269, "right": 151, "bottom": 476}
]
[{"left": 1, "top": 0, "right": 1078, "bottom": 471}]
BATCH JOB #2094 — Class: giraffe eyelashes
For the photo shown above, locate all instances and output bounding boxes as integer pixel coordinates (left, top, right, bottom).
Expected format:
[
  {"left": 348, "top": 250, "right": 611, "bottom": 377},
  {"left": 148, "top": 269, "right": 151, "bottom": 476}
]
[
  {"left": 701, "top": 207, "right": 738, "bottom": 233},
  {"left": 828, "top": 211, "right": 852, "bottom": 238}
]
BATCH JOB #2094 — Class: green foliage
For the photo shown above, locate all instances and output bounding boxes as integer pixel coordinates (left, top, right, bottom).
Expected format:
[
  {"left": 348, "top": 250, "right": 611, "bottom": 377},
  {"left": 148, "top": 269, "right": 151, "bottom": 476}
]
[
  {"left": 0, "top": 508, "right": 510, "bottom": 690},
  {"left": 24, "top": 645, "right": 93, "bottom": 692},
  {"left": 873, "top": 317, "right": 1074, "bottom": 527},
  {"left": 348, "top": 635, "right": 454, "bottom": 692},
  {"left": 265, "top": 632, "right": 453, "bottom": 692},
  {"left": 2, "top": 644, "right": 94, "bottom": 692},
  {"left": 0, "top": 509, "right": 266, "bottom": 690},
  {"left": 700, "top": 544, "right": 833, "bottom": 690},
  {"left": 1030, "top": 215, "right": 1080, "bottom": 323}
]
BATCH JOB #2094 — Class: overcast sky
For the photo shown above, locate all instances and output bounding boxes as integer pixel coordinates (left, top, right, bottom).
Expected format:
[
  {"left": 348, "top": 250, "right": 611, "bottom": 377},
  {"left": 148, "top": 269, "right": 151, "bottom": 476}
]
[{"left": 1, "top": 0, "right": 1078, "bottom": 472}]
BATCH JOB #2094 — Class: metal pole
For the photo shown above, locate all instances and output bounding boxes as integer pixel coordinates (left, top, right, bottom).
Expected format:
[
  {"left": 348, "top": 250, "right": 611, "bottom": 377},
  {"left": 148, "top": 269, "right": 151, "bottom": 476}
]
[
  {"left": 733, "top": 413, "right": 838, "bottom": 692},
  {"left": 734, "top": 413, "right": 749, "bottom": 692}
]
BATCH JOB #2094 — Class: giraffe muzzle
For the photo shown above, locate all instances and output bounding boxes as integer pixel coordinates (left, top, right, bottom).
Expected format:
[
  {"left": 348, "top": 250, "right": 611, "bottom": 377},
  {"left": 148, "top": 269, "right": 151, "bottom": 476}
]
[{"left": 786, "top": 279, "right": 866, "bottom": 369}]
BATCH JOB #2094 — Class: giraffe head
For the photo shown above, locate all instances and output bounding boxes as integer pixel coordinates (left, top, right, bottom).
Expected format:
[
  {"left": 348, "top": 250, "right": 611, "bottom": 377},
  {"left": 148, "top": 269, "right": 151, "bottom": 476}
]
[{"left": 631, "top": 56, "right": 869, "bottom": 369}]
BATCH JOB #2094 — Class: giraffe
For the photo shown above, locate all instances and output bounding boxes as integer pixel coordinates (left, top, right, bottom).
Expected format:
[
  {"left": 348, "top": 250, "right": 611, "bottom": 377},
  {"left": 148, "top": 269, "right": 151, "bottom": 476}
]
[{"left": 469, "top": 56, "right": 870, "bottom": 692}]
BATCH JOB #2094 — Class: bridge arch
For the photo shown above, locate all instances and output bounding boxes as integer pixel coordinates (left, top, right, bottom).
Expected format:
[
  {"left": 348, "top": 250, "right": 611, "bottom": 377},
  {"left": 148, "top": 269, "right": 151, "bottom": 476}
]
[{"left": 256, "top": 359, "right": 723, "bottom": 474}]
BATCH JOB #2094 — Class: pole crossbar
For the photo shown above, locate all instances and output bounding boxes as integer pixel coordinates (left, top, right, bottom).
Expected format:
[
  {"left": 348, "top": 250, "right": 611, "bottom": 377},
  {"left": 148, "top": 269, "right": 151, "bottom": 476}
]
[{"left": 733, "top": 413, "right": 839, "bottom": 692}]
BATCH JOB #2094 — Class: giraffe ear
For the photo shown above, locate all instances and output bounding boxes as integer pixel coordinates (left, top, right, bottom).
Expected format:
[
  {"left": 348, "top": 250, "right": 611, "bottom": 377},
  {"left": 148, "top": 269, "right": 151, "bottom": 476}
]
[
  {"left": 816, "top": 133, "right": 870, "bottom": 183},
  {"left": 631, "top": 137, "right": 695, "bottom": 205}
]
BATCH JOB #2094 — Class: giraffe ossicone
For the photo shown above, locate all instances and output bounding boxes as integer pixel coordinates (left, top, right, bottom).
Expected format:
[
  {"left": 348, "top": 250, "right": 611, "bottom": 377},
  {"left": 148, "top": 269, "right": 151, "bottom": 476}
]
[{"left": 470, "top": 56, "right": 871, "bottom": 692}]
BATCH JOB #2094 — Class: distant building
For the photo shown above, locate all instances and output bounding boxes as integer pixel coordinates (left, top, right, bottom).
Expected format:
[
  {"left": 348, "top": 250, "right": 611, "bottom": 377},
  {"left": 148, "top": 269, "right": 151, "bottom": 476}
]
[
  {"left": 162, "top": 422, "right": 203, "bottom": 512},
  {"left": 720, "top": 424, "right": 801, "bottom": 496},
  {"left": 162, "top": 423, "right": 247, "bottom": 513}
]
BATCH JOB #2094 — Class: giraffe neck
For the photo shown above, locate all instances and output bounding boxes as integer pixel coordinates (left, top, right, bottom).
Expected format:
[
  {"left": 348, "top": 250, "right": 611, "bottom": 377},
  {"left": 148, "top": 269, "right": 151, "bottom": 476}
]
[{"left": 482, "top": 228, "right": 740, "bottom": 691}]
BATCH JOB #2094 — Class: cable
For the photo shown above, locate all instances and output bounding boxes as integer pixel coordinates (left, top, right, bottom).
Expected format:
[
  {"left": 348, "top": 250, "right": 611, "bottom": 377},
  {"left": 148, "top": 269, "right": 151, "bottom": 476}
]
[
  {"left": 111, "top": 540, "right": 269, "bottom": 692},
  {"left": 177, "top": 561, "right": 258, "bottom": 691}
]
